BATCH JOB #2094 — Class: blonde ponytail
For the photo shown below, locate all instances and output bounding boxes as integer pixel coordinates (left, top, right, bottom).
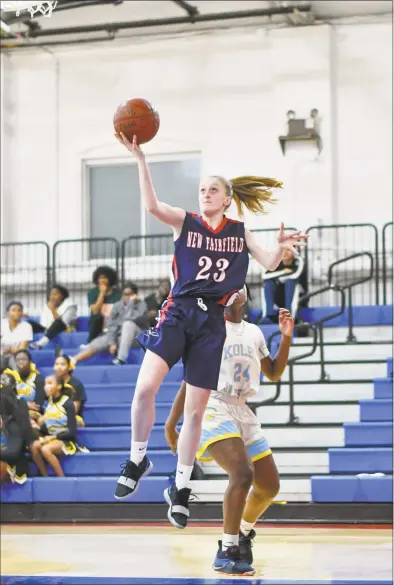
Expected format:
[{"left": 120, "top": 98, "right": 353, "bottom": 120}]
[{"left": 214, "top": 175, "right": 283, "bottom": 216}]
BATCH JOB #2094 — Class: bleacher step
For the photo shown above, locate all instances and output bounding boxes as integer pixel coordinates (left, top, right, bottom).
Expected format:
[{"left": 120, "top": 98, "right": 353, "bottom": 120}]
[
  {"left": 0, "top": 476, "right": 171, "bottom": 504},
  {"left": 311, "top": 475, "right": 392, "bottom": 503},
  {"left": 256, "top": 403, "right": 359, "bottom": 425},
  {"left": 328, "top": 447, "right": 393, "bottom": 474},
  {"left": 77, "top": 425, "right": 345, "bottom": 451},
  {"left": 30, "top": 450, "right": 177, "bottom": 476},
  {"left": 374, "top": 378, "right": 393, "bottom": 399},
  {"left": 191, "top": 478, "right": 312, "bottom": 503},
  {"left": 202, "top": 450, "right": 328, "bottom": 475},
  {"left": 359, "top": 399, "right": 393, "bottom": 422},
  {"left": 344, "top": 422, "right": 393, "bottom": 447}
]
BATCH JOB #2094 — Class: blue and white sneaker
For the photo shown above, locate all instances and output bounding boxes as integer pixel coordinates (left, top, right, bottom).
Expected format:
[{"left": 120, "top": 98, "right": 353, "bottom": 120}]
[
  {"left": 212, "top": 541, "right": 256, "bottom": 576},
  {"left": 114, "top": 456, "right": 153, "bottom": 500}
]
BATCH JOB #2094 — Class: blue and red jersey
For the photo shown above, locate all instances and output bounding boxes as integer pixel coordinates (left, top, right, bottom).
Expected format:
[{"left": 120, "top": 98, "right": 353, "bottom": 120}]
[{"left": 170, "top": 212, "right": 249, "bottom": 305}]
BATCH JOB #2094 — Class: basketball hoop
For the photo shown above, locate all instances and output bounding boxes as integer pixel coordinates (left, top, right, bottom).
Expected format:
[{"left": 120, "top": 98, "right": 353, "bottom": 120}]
[{"left": 1, "top": 1, "right": 57, "bottom": 17}]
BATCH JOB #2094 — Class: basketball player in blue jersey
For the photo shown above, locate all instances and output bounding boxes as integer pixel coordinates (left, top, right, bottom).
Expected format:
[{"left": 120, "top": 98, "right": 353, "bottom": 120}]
[{"left": 114, "top": 133, "right": 308, "bottom": 529}]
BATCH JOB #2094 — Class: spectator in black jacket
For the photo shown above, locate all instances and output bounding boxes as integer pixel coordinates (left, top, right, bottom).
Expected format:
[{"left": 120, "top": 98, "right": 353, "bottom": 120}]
[
  {"left": 263, "top": 249, "right": 305, "bottom": 322},
  {"left": 0, "top": 366, "right": 47, "bottom": 481},
  {"left": 30, "top": 375, "right": 77, "bottom": 477}
]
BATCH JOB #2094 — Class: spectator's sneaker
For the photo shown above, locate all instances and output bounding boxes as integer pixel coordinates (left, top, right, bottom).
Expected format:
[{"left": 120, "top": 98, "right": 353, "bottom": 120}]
[
  {"left": 239, "top": 529, "right": 256, "bottom": 564},
  {"left": 112, "top": 358, "right": 126, "bottom": 365},
  {"left": 213, "top": 541, "right": 256, "bottom": 576},
  {"left": 114, "top": 456, "right": 153, "bottom": 500},
  {"left": 76, "top": 443, "right": 90, "bottom": 453},
  {"left": 29, "top": 342, "right": 41, "bottom": 350},
  {"left": 163, "top": 482, "right": 191, "bottom": 529}
]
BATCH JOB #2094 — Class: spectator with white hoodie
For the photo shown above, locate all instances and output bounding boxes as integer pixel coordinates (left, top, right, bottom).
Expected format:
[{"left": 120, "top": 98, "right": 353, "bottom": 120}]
[{"left": 29, "top": 285, "right": 77, "bottom": 350}]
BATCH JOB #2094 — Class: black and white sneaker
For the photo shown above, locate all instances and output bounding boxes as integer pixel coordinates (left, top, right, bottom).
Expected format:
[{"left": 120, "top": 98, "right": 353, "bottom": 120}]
[
  {"left": 239, "top": 529, "right": 256, "bottom": 564},
  {"left": 163, "top": 482, "right": 191, "bottom": 529},
  {"left": 114, "top": 456, "right": 153, "bottom": 500}
]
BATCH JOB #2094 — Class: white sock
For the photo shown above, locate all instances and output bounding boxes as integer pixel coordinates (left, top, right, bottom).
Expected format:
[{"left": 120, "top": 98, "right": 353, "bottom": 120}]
[
  {"left": 130, "top": 441, "right": 148, "bottom": 465},
  {"left": 175, "top": 463, "right": 194, "bottom": 490},
  {"left": 37, "top": 336, "right": 50, "bottom": 348},
  {"left": 240, "top": 518, "right": 256, "bottom": 537},
  {"left": 222, "top": 533, "right": 239, "bottom": 551}
]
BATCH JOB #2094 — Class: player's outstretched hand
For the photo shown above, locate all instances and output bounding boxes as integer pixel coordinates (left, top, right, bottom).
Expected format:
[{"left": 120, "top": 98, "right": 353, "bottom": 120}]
[
  {"left": 115, "top": 133, "right": 145, "bottom": 162},
  {"left": 279, "top": 308, "right": 294, "bottom": 338},
  {"left": 165, "top": 422, "right": 179, "bottom": 455},
  {"left": 277, "top": 222, "right": 309, "bottom": 254}
]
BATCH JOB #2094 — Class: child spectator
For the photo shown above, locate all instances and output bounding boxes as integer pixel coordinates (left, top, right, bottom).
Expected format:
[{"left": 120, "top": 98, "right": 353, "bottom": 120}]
[
  {"left": 144, "top": 279, "right": 171, "bottom": 327},
  {"left": 30, "top": 375, "right": 77, "bottom": 477},
  {"left": 87, "top": 266, "right": 121, "bottom": 343},
  {"left": 1, "top": 302, "right": 33, "bottom": 369},
  {"left": 29, "top": 285, "right": 77, "bottom": 350},
  {"left": 72, "top": 282, "right": 148, "bottom": 366},
  {"left": 54, "top": 355, "right": 86, "bottom": 427},
  {"left": 4, "top": 350, "right": 46, "bottom": 423}
]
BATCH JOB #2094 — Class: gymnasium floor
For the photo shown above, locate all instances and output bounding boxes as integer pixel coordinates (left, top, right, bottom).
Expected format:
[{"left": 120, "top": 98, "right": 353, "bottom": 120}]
[{"left": 1, "top": 524, "right": 392, "bottom": 585}]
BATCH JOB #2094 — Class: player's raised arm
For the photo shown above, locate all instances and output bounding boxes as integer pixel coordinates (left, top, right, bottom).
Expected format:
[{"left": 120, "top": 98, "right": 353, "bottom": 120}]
[
  {"left": 245, "top": 224, "right": 308, "bottom": 271},
  {"left": 260, "top": 309, "right": 294, "bottom": 382},
  {"left": 116, "top": 133, "right": 186, "bottom": 231}
]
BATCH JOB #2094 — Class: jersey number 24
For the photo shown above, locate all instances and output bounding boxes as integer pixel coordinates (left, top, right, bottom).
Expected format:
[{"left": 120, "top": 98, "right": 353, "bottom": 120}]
[
  {"left": 234, "top": 363, "right": 250, "bottom": 383},
  {"left": 196, "top": 256, "right": 229, "bottom": 282}
]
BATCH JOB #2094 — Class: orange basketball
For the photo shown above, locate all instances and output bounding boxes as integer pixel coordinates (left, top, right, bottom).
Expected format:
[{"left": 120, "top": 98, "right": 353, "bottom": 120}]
[{"left": 113, "top": 98, "right": 160, "bottom": 145}]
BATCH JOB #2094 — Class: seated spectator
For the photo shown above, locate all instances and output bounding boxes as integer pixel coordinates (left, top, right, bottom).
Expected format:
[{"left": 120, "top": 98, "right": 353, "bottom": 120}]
[
  {"left": 1, "top": 302, "right": 33, "bottom": 369},
  {"left": 87, "top": 266, "right": 121, "bottom": 344},
  {"left": 263, "top": 249, "right": 305, "bottom": 322},
  {"left": 30, "top": 374, "right": 77, "bottom": 477},
  {"left": 29, "top": 285, "right": 77, "bottom": 350},
  {"left": 144, "top": 279, "right": 171, "bottom": 327},
  {"left": 72, "top": 282, "right": 148, "bottom": 366},
  {"left": 54, "top": 355, "right": 86, "bottom": 427},
  {"left": 4, "top": 350, "right": 46, "bottom": 423},
  {"left": 0, "top": 367, "right": 47, "bottom": 481}
]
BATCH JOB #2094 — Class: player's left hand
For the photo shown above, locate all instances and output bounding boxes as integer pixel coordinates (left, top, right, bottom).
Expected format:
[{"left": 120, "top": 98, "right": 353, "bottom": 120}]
[
  {"left": 279, "top": 308, "right": 294, "bottom": 338},
  {"left": 165, "top": 423, "right": 179, "bottom": 455},
  {"left": 277, "top": 222, "right": 309, "bottom": 254}
]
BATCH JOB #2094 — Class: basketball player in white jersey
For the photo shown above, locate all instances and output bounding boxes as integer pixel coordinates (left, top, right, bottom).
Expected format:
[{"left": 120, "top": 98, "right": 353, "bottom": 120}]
[{"left": 165, "top": 286, "right": 294, "bottom": 576}]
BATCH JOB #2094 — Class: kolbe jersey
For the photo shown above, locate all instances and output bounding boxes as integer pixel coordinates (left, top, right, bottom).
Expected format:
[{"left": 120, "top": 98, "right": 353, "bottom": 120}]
[
  {"left": 212, "top": 320, "right": 270, "bottom": 402},
  {"left": 171, "top": 212, "right": 249, "bottom": 305}
]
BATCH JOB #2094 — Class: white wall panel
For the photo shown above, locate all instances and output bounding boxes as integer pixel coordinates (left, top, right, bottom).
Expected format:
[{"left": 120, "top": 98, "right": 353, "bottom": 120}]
[{"left": 3, "top": 22, "right": 391, "bottom": 244}]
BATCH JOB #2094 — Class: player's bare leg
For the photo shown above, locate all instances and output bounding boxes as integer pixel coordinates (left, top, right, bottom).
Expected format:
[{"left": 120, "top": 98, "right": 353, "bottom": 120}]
[
  {"left": 208, "top": 437, "right": 255, "bottom": 576},
  {"left": 239, "top": 454, "right": 280, "bottom": 563},
  {"left": 115, "top": 350, "right": 169, "bottom": 500},
  {"left": 164, "top": 383, "right": 211, "bottom": 529}
]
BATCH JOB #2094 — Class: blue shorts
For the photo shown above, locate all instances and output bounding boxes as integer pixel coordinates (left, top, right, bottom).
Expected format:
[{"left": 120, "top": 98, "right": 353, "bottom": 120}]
[{"left": 137, "top": 296, "right": 226, "bottom": 390}]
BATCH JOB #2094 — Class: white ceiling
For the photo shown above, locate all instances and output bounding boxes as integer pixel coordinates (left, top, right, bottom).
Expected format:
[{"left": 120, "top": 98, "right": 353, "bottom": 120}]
[{"left": 1, "top": 0, "right": 392, "bottom": 47}]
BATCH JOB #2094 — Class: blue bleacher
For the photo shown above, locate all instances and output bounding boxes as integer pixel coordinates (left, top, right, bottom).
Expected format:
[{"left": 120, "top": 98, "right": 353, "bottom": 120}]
[
  {"left": 2, "top": 309, "right": 393, "bottom": 505},
  {"left": 344, "top": 422, "right": 393, "bottom": 447},
  {"left": 311, "top": 475, "right": 392, "bottom": 503},
  {"left": 77, "top": 426, "right": 168, "bottom": 450},
  {"left": 312, "top": 356, "right": 393, "bottom": 502},
  {"left": 1, "top": 477, "right": 171, "bottom": 503},
  {"left": 300, "top": 304, "right": 393, "bottom": 327}
]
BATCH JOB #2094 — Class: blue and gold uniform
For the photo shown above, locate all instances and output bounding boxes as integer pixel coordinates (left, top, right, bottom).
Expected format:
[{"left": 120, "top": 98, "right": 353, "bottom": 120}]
[{"left": 41, "top": 394, "right": 77, "bottom": 455}]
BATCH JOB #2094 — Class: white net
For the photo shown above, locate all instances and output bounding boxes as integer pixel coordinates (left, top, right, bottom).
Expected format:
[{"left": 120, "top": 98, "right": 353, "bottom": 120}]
[{"left": 1, "top": 1, "right": 57, "bottom": 17}]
